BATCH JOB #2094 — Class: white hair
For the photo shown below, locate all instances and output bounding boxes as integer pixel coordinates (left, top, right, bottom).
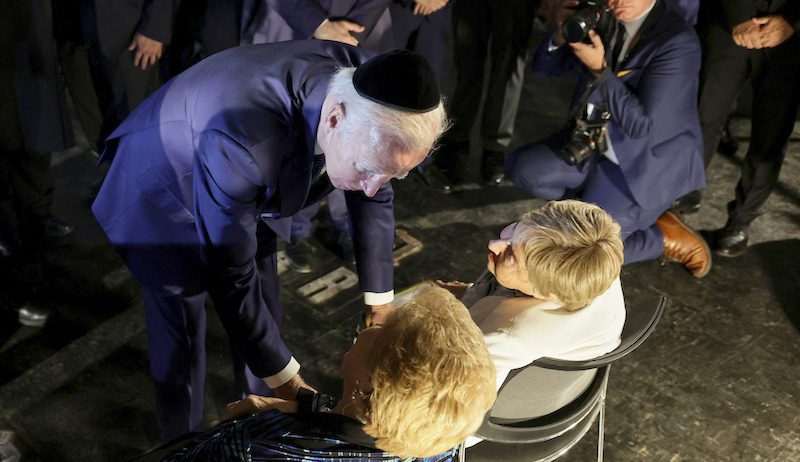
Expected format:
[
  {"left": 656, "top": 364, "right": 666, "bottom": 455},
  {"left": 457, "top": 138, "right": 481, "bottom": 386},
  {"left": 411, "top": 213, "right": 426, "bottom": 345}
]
[{"left": 327, "top": 67, "right": 449, "bottom": 161}]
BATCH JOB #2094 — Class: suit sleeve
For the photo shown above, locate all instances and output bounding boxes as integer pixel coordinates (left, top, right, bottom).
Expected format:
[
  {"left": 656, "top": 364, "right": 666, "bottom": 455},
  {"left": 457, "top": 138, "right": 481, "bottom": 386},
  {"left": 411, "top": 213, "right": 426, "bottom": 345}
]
[
  {"left": 137, "top": 0, "right": 179, "bottom": 44},
  {"left": 345, "top": 0, "right": 393, "bottom": 43},
  {"left": 600, "top": 31, "right": 701, "bottom": 146},
  {"left": 531, "top": 32, "right": 580, "bottom": 77},
  {"left": 193, "top": 129, "right": 294, "bottom": 381},
  {"left": 344, "top": 184, "right": 395, "bottom": 302},
  {"left": 273, "top": 0, "right": 329, "bottom": 37}
]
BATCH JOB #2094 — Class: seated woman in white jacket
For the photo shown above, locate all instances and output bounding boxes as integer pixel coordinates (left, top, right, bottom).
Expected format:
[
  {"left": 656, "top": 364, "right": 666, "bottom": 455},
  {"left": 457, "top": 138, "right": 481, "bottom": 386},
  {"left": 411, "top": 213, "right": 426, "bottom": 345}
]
[{"left": 440, "top": 200, "right": 626, "bottom": 428}]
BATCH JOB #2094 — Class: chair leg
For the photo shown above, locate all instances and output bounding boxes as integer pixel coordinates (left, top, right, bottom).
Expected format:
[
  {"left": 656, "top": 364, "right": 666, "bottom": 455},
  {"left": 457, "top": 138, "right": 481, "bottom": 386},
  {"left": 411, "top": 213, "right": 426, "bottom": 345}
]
[{"left": 597, "top": 392, "right": 606, "bottom": 462}]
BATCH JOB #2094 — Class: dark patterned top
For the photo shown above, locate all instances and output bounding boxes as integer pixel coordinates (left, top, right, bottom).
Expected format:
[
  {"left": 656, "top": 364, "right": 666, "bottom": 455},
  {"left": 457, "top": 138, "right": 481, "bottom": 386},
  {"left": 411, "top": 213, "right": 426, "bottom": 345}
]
[{"left": 160, "top": 410, "right": 460, "bottom": 462}]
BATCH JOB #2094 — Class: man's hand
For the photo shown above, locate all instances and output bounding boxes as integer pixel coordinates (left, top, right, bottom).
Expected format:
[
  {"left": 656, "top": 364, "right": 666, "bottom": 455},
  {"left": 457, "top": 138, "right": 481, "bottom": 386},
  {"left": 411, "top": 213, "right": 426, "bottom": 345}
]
[
  {"left": 732, "top": 18, "right": 766, "bottom": 49},
  {"left": 434, "top": 280, "right": 471, "bottom": 300},
  {"left": 224, "top": 394, "right": 298, "bottom": 420},
  {"left": 313, "top": 19, "right": 365, "bottom": 46},
  {"left": 754, "top": 15, "right": 795, "bottom": 48},
  {"left": 270, "top": 373, "right": 315, "bottom": 400},
  {"left": 413, "top": 0, "right": 448, "bottom": 16},
  {"left": 368, "top": 302, "right": 395, "bottom": 326},
  {"left": 570, "top": 30, "right": 606, "bottom": 76},
  {"left": 127, "top": 32, "right": 164, "bottom": 71},
  {"left": 551, "top": 0, "right": 580, "bottom": 46}
]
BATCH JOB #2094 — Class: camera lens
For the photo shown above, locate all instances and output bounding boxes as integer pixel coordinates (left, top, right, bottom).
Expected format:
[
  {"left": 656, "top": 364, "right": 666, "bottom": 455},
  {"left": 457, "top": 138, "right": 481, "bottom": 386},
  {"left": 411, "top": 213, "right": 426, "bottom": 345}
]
[{"left": 562, "top": 7, "right": 600, "bottom": 43}]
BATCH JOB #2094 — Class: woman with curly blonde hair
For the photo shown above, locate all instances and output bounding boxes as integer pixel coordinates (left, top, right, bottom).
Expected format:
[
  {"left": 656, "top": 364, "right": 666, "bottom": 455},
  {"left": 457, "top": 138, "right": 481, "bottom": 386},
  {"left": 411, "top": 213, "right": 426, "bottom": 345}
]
[{"left": 157, "top": 286, "right": 495, "bottom": 461}]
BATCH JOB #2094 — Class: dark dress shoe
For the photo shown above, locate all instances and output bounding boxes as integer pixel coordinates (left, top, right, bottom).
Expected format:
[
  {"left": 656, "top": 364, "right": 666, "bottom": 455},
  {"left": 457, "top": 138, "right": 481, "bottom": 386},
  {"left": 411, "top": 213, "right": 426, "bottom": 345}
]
[
  {"left": 714, "top": 224, "right": 748, "bottom": 258},
  {"left": 671, "top": 190, "right": 702, "bottom": 215},
  {"left": 285, "top": 240, "right": 315, "bottom": 273},
  {"left": 481, "top": 150, "right": 505, "bottom": 185},
  {"left": 717, "top": 129, "right": 739, "bottom": 157},
  {"left": 44, "top": 216, "right": 74, "bottom": 238},
  {"left": 18, "top": 304, "right": 53, "bottom": 327},
  {"left": 656, "top": 211, "right": 712, "bottom": 278},
  {"left": 0, "top": 238, "right": 14, "bottom": 257},
  {"left": 414, "top": 165, "right": 453, "bottom": 193}
]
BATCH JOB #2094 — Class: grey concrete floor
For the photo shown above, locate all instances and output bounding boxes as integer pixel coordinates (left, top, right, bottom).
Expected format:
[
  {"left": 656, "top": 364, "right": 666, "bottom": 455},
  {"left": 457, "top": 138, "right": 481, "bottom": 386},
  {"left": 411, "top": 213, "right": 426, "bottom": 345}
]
[{"left": 1, "top": 55, "right": 799, "bottom": 462}]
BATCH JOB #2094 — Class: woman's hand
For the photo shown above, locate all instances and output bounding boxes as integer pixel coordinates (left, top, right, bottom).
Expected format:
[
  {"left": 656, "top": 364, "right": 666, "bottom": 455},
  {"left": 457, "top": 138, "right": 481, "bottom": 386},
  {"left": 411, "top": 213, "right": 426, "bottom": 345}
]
[
  {"left": 224, "top": 394, "right": 298, "bottom": 420},
  {"left": 434, "top": 280, "right": 471, "bottom": 299}
]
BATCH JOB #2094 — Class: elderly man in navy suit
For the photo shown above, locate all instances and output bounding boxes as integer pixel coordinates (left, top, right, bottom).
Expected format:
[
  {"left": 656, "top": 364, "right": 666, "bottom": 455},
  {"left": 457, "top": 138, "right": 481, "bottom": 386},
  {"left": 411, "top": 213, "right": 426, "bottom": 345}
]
[
  {"left": 506, "top": 0, "right": 712, "bottom": 277},
  {"left": 91, "top": 42, "right": 447, "bottom": 441}
]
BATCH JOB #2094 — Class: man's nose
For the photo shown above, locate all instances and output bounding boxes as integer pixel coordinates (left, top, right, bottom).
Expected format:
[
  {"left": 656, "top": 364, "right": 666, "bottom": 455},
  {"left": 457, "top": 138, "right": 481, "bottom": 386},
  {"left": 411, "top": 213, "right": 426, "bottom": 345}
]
[
  {"left": 487, "top": 239, "right": 510, "bottom": 255},
  {"left": 360, "top": 175, "right": 387, "bottom": 197}
]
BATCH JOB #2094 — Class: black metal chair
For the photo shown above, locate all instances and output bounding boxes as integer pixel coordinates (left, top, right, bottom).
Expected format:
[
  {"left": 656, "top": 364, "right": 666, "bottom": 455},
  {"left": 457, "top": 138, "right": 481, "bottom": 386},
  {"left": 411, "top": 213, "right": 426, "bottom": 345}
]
[{"left": 467, "top": 295, "right": 667, "bottom": 462}]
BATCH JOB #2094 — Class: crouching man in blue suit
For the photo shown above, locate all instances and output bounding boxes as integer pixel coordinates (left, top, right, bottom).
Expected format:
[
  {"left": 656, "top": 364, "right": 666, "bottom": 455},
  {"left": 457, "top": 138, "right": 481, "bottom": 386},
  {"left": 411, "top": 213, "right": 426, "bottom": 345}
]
[
  {"left": 91, "top": 42, "right": 447, "bottom": 441},
  {"left": 507, "top": 0, "right": 712, "bottom": 277}
]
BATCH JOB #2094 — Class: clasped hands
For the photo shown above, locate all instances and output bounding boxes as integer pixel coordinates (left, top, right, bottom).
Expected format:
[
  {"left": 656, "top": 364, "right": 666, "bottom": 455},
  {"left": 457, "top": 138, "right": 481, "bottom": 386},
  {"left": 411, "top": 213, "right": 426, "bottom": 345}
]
[{"left": 732, "top": 15, "right": 795, "bottom": 49}]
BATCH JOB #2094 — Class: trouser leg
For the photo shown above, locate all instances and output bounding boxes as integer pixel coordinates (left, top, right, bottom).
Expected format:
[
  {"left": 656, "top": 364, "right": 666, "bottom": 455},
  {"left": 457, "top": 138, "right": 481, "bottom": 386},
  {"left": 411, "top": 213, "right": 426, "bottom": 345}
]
[
  {"left": 436, "top": 0, "right": 492, "bottom": 174},
  {"left": 140, "top": 288, "right": 208, "bottom": 442},
  {"left": 289, "top": 203, "right": 320, "bottom": 243},
  {"left": 697, "top": 24, "right": 750, "bottom": 168},
  {"left": 727, "top": 36, "right": 800, "bottom": 228},
  {"left": 481, "top": 0, "right": 534, "bottom": 152},
  {"left": 57, "top": 41, "right": 104, "bottom": 150},
  {"left": 9, "top": 150, "right": 54, "bottom": 235},
  {"left": 505, "top": 141, "right": 592, "bottom": 199},
  {"left": 581, "top": 161, "right": 669, "bottom": 264}
]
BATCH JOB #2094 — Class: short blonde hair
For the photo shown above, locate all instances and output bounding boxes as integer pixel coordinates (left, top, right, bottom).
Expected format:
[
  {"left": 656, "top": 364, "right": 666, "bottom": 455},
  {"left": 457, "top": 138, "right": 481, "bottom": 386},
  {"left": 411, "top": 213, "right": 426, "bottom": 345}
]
[
  {"left": 516, "top": 200, "right": 623, "bottom": 311},
  {"left": 327, "top": 67, "right": 449, "bottom": 156},
  {"left": 364, "top": 286, "right": 496, "bottom": 458}
]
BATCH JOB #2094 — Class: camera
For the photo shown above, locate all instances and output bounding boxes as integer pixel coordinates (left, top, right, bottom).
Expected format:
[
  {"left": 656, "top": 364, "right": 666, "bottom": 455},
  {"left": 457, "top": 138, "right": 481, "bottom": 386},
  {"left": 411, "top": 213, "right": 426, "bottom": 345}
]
[
  {"left": 557, "top": 114, "right": 610, "bottom": 166},
  {"left": 561, "top": 0, "right": 616, "bottom": 44}
]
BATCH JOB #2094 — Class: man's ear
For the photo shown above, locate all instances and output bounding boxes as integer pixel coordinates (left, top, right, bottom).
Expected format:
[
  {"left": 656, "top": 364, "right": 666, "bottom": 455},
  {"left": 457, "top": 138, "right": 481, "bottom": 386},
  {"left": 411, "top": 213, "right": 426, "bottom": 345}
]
[{"left": 325, "top": 102, "right": 346, "bottom": 129}]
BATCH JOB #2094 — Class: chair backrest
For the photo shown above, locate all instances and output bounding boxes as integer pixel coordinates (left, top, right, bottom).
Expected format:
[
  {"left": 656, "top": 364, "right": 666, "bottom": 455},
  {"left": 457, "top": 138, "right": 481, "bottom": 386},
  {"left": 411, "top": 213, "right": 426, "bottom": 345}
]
[
  {"left": 475, "top": 365, "right": 610, "bottom": 444},
  {"left": 533, "top": 295, "right": 667, "bottom": 371},
  {"left": 473, "top": 295, "right": 667, "bottom": 445}
]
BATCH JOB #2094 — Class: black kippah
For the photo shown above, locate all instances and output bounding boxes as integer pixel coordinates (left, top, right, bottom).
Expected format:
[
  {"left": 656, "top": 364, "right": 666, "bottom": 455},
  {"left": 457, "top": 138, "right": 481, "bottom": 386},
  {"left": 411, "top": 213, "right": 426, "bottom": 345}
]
[{"left": 352, "top": 49, "right": 440, "bottom": 113}]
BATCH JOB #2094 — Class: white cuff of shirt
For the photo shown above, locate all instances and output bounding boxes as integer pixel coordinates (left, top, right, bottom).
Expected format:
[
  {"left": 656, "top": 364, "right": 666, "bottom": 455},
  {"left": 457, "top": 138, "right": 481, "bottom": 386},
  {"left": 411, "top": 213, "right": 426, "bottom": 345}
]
[
  {"left": 263, "top": 357, "right": 301, "bottom": 389},
  {"left": 364, "top": 290, "right": 394, "bottom": 306},
  {"left": 547, "top": 38, "right": 560, "bottom": 52}
]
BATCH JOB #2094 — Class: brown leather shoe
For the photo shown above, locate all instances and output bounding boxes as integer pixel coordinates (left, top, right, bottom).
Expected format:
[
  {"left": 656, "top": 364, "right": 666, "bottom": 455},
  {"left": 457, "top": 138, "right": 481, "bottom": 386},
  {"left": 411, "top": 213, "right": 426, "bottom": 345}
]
[{"left": 656, "top": 211, "right": 712, "bottom": 278}]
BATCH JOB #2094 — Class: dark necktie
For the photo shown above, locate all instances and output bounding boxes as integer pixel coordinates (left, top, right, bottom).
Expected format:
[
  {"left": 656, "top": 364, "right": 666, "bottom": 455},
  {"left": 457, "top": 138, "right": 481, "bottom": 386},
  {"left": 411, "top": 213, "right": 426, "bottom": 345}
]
[
  {"left": 311, "top": 154, "right": 326, "bottom": 184},
  {"left": 611, "top": 23, "right": 627, "bottom": 70}
]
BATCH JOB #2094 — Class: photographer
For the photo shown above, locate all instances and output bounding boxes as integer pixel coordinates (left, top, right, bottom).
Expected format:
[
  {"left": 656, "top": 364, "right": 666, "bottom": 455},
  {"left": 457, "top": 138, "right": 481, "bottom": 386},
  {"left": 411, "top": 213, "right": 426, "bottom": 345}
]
[{"left": 506, "top": 0, "right": 712, "bottom": 277}]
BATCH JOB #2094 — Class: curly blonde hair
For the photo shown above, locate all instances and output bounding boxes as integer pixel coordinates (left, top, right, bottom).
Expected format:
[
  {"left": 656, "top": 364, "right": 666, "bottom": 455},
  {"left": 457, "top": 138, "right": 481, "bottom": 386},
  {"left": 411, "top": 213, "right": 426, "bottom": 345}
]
[
  {"left": 363, "top": 286, "right": 496, "bottom": 458},
  {"left": 516, "top": 200, "right": 624, "bottom": 311}
]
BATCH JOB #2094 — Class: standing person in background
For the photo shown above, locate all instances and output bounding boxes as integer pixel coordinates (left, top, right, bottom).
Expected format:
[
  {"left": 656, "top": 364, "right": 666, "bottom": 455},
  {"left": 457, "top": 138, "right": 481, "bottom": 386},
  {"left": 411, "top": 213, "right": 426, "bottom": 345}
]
[
  {"left": 0, "top": 0, "right": 75, "bottom": 326},
  {"left": 79, "top": 0, "right": 180, "bottom": 144},
  {"left": 417, "top": 0, "right": 538, "bottom": 192},
  {"left": 676, "top": 0, "right": 800, "bottom": 257}
]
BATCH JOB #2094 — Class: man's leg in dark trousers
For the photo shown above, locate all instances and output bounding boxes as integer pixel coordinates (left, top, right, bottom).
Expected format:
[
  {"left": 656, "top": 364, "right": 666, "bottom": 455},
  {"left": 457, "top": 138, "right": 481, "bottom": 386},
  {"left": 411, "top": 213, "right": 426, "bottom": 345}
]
[
  {"left": 141, "top": 287, "right": 208, "bottom": 442},
  {"left": 507, "top": 142, "right": 666, "bottom": 263},
  {"left": 481, "top": 0, "right": 535, "bottom": 153},
  {"left": 697, "top": 23, "right": 751, "bottom": 168},
  {"left": 727, "top": 35, "right": 800, "bottom": 228}
]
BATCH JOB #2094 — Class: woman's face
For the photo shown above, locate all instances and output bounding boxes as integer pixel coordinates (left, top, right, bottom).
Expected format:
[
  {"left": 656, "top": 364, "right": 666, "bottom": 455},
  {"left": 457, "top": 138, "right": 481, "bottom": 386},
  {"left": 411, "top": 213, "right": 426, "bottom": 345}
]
[
  {"left": 333, "top": 326, "right": 386, "bottom": 421},
  {"left": 487, "top": 222, "right": 537, "bottom": 296}
]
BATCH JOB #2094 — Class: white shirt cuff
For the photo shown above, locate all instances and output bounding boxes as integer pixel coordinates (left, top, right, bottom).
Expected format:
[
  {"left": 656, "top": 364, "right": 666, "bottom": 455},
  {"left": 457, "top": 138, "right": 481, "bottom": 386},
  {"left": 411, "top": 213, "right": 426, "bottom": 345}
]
[
  {"left": 263, "top": 357, "right": 301, "bottom": 389},
  {"left": 547, "top": 38, "right": 560, "bottom": 52},
  {"left": 364, "top": 290, "right": 394, "bottom": 306}
]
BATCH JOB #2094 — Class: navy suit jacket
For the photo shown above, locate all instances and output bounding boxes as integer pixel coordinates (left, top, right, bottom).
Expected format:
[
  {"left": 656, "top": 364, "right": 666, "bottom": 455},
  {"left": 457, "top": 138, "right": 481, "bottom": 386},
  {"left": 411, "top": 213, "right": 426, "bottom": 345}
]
[
  {"left": 92, "top": 41, "right": 395, "bottom": 377},
  {"left": 533, "top": 0, "right": 705, "bottom": 210}
]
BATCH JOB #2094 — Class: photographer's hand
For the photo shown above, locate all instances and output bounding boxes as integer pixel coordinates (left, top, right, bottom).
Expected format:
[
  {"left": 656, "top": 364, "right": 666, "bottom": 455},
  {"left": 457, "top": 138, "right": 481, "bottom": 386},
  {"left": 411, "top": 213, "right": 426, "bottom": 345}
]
[
  {"left": 552, "top": 0, "right": 580, "bottom": 46},
  {"left": 570, "top": 30, "right": 606, "bottom": 76}
]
